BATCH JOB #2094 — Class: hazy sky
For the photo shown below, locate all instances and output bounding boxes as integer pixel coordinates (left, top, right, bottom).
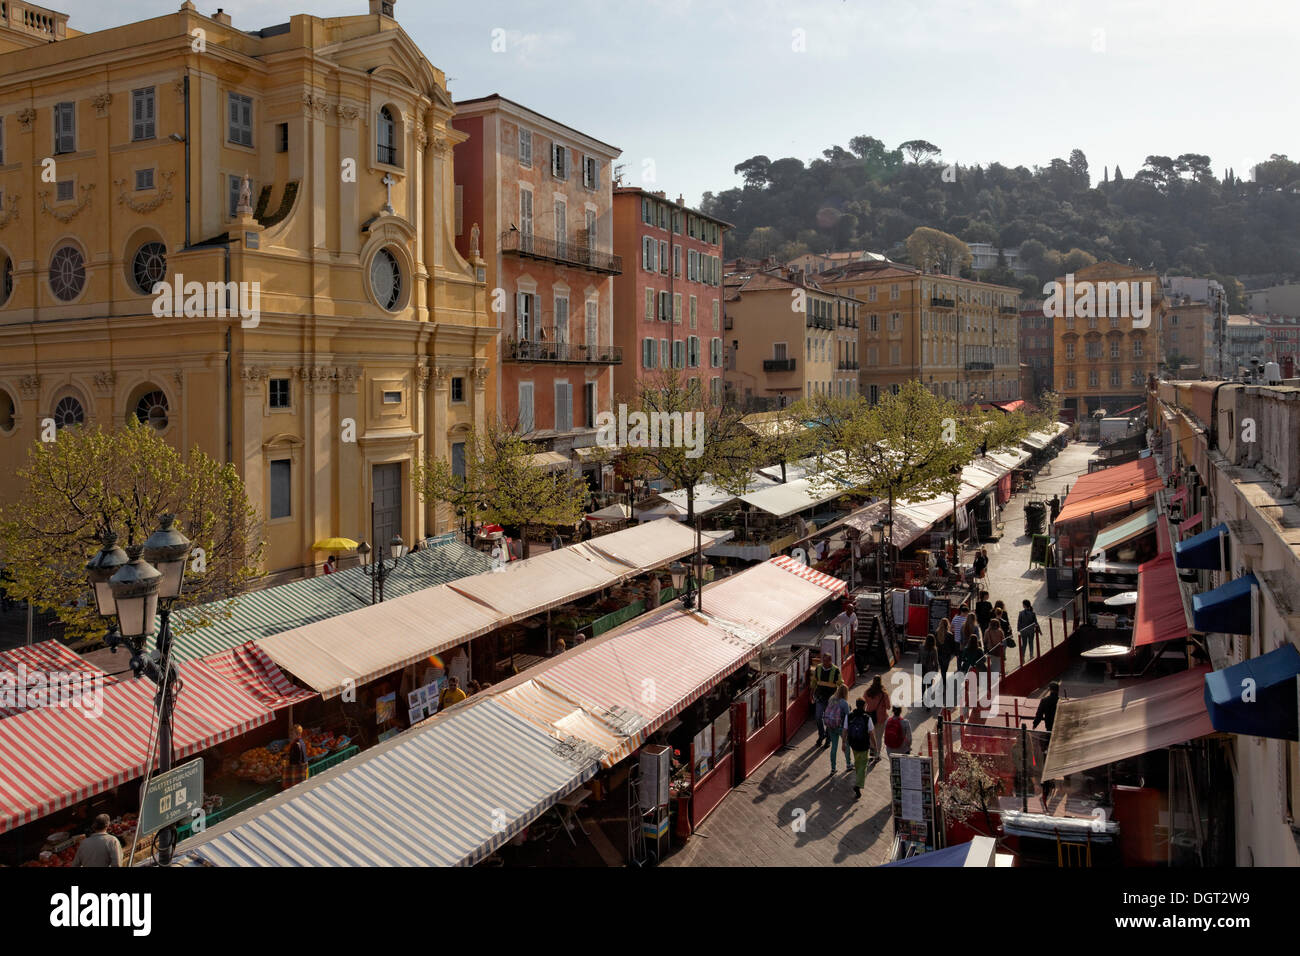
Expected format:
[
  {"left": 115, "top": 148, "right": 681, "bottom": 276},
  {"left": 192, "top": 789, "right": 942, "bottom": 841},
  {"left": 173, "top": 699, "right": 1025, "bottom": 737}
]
[{"left": 66, "top": 0, "right": 1297, "bottom": 207}]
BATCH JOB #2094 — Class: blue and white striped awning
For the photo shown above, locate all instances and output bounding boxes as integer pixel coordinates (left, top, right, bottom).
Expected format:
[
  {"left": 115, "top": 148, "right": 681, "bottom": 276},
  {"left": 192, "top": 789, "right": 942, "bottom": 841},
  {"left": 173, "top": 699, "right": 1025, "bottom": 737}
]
[
  {"left": 153, "top": 535, "right": 491, "bottom": 663},
  {"left": 182, "top": 701, "right": 597, "bottom": 866}
]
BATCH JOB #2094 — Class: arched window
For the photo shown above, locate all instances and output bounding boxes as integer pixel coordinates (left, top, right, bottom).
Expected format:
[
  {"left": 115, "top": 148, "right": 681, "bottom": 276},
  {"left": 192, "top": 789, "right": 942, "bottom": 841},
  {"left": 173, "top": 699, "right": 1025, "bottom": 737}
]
[
  {"left": 52, "top": 394, "right": 85, "bottom": 429},
  {"left": 131, "top": 241, "right": 167, "bottom": 295},
  {"left": 0, "top": 254, "right": 12, "bottom": 307},
  {"left": 0, "top": 389, "right": 15, "bottom": 433},
  {"left": 50, "top": 245, "right": 86, "bottom": 302},
  {"left": 134, "top": 389, "right": 169, "bottom": 429},
  {"left": 377, "top": 106, "right": 397, "bottom": 165},
  {"left": 370, "top": 248, "right": 402, "bottom": 311}
]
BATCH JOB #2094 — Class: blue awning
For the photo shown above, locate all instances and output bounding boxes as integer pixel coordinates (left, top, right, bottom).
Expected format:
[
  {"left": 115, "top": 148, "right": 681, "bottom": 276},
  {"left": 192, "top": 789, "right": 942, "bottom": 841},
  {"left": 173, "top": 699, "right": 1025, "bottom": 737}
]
[
  {"left": 884, "top": 843, "right": 975, "bottom": 867},
  {"left": 1204, "top": 643, "right": 1300, "bottom": 741},
  {"left": 1192, "top": 574, "right": 1257, "bottom": 634},
  {"left": 1174, "top": 522, "right": 1230, "bottom": 570}
]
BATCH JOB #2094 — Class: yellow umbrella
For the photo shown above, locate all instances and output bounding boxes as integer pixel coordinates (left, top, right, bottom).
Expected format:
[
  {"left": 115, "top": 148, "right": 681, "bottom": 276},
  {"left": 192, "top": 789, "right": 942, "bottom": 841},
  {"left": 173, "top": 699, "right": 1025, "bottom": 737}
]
[{"left": 312, "top": 537, "right": 359, "bottom": 552}]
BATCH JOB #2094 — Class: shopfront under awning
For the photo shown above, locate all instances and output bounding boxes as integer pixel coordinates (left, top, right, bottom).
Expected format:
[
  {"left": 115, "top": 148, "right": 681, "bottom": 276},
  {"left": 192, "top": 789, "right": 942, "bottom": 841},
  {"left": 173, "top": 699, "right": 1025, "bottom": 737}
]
[
  {"left": 1041, "top": 667, "right": 1214, "bottom": 780},
  {"left": 1204, "top": 643, "right": 1300, "bottom": 741},
  {"left": 1134, "top": 552, "right": 1190, "bottom": 647},
  {"left": 1094, "top": 507, "right": 1158, "bottom": 553},
  {"left": 528, "top": 451, "right": 572, "bottom": 472},
  {"left": 1175, "top": 522, "right": 1230, "bottom": 570},
  {"left": 1192, "top": 574, "right": 1258, "bottom": 635}
]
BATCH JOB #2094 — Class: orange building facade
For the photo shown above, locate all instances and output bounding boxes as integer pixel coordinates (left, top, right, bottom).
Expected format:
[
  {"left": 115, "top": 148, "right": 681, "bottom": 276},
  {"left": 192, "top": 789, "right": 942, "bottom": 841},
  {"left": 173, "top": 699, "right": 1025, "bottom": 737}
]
[{"left": 452, "top": 96, "right": 621, "bottom": 465}]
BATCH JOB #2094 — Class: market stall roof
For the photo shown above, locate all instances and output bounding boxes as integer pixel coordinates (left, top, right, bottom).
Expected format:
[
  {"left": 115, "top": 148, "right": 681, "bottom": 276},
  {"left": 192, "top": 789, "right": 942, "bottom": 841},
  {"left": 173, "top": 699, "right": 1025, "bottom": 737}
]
[
  {"left": 634, "top": 500, "right": 687, "bottom": 521},
  {"left": 1054, "top": 461, "right": 1164, "bottom": 527},
  {"left": 203, "top": 643, "right": 316, "bottom": 710},
  {"left": 738, "top": 477, "right": 846, "bottom": 518},
  {"left": 659, "top": 482, "right": 742, "bottom": 515},
  {"left": 1133, "top": 552, "right": 1190, "bottom": 647},
  {"left": 1021, "top": 434, "right": 1047, "bottom": 450},
  {"left": 181, "top": 700, "right": 598, "bottom": 867},
  {"left": 1115, "top": 403, "right": 1145, "bottom": 416},
  {"left": 585, "top": 502, "right": 631, "bottom": 522},
  {"left": 536, "top": 557, "right": 841, "bottom": 738},
  {"left": 255, "top": 582, "right": 503, "bottom": 699},
  {"left": 151, "top": 534, "right": 491, "bottom": 663},
  {"left": 884, "top": 835, "right": 1004, "bottom": 867},
  {"left": 527, "top": 450, "right": 572, "bottom": 472},
  {"left": 986, "top": 447, "right": 1032, "bottom": 470},
  {"left": 1180, "top": 512, "right": 1204, "bottom": 535},
  {"left": 994, "top": 400, "right": 1027, "bottom": 413},
  {"left": 1175, "top": 522, "right": 1230, "bottom": 571},
  {"left": 490, "top": 679, "right": 640, "bottom": 767},
  {"left": 1093, "top": 507, "right": 1159, "bottom": 553},
  {"left": 1041, "top": 667, "right": 1214, "bottom": 780},
  {"left": 579, "top": 517, "right": 719, "bottom": 572},
  {"left": 1191, "top": 574, "right": 1258, "bottom": 635},
  {"left": 0, "top": 642, "right": 111, "bottom": 718},
  {"left": 1204, "top": 643, "right": 1300, "bottom": 741},
  {"left": 0, "top": 659, "right": 275, "bottom": 833}
]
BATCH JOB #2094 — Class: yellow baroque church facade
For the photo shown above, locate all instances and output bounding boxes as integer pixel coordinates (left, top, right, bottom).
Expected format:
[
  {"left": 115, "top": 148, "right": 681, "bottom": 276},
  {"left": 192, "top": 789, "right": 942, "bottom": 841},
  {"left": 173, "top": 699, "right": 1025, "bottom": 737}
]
[{"left": 0, "top": 1, "right": 493, "bottom": 583}]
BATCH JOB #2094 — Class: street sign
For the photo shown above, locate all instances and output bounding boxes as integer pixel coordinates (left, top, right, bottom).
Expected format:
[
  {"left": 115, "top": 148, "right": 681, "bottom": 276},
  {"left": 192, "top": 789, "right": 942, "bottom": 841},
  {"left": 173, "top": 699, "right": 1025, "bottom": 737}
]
[{"left": 139, "top": 758, "right": 204, "bottom": 838}]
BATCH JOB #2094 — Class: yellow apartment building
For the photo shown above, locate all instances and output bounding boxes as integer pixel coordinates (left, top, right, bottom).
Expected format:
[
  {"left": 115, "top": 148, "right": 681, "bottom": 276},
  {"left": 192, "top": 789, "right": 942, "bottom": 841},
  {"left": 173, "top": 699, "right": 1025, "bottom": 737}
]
[
  {"left": 0, "top": 2, "right": 492, "bottom": 584},
  {"left": 817, "top": 260, "right": 1021, "bottom": 404},
  {"left": 1050, "top": 262, "right": 1165, "bottom": 418},
  {"left": 722, "top": 267, "right": 861, "bottom": 409}
]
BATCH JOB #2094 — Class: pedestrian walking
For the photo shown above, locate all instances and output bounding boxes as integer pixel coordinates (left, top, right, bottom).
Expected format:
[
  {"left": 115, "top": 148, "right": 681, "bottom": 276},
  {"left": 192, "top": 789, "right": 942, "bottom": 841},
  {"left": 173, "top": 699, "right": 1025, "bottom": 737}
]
[
  {"left": 975, "top": 589, "right": 994, "bottom": 633},
  {"left": 950, "top": 604, "right": 971, "bottom": 647},
  {"left": 934, "top": 549, "right": 948, "bottom": 577},
  {"left": 550, "top": 530, "right": 563, "bottom": 551},
  {"left": 1034, "top": 681, "right": 1062, "bottom": 801},
  {"left": 957, "top": 629, "right": 983, "bottom": 677},
  {"left": 822, "top": 684, "right": 851, "bottom": 774},
  {"left": 973, "top": 547, "right": 989, "bottom": 581},
  {"left": 985, "top": 614, "right": 1007, "bottom": 671},
  {"left": 919, "top": 633, "right": 940, "bottom": 709},
  {"left": 1017, "top": 599, "right": 1042, "bottom": 658},
  {"left": 862, "top": 675, "right": 890, "bottom": 759},
  {"left": 883, "top": 705, "right": 913, "bottom": 757},
  {"left": 934, "top": 617, "right": 957, "bottom": 675},
  {"left": 845, "top": 699, "right": 874, "bottom": 798},
  {"left": 281, "top": 724, "right": 310, "bottom": 791},
  {"left": 810, "top": 653, "right": 842, "bottom": 748},
  {"left": 648, "top": 573, "right": 662, "bottom": 609},
  {"left": 71, "top": 814, "right": 121, "bottom": 867}
]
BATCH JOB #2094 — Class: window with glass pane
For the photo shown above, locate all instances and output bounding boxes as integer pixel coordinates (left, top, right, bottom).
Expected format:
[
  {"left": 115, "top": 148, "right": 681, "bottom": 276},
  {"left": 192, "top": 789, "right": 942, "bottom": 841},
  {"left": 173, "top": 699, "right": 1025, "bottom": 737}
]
[
  {"left": 746, "top": 688, "right": 761, "bottom": 735},
  {"left": 269, "top": 378, "right": 290, "bottom": 409},
  {"left": 54, "top": 102, "right": 75, "bottom": 154},
  {"left": 763, "top": 674, "right": 781, "bottom": 723},
  {"left": 269, "top": 459, "right": 291, "bottom": 519},
  {"left": 451, "top": 442, "right": 466, "bottom": 480},
  {"left": 692, "top": 725, "right": 713, "bottom": 775},
  {"left": 228, "top": 93, "right": 253, "bottom": 147},
  {"left": 713, "top": 709, "right": 732, "bottom": 758},
  {"left": 132, "top": 88, "right": 155, "bottom": 141},
  {"left": 377, "top": 106, "right": 397, "bottom": 165},
  {"left": 451, "top": 377, "right": 465, "bottom": 402}
]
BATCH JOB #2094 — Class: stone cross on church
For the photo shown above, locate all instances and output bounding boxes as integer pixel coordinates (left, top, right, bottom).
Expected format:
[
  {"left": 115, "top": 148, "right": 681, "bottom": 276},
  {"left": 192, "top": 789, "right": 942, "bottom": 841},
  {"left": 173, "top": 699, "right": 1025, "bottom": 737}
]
[{"left": 381, "top": 173, "right": 395, "bottom": 214}]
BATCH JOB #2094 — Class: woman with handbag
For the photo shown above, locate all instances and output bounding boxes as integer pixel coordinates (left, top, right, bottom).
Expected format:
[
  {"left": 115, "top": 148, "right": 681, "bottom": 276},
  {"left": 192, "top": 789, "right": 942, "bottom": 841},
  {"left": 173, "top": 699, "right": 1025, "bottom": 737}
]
[{"left": 821, "top": 684, "right": 851, "bottom": 775}]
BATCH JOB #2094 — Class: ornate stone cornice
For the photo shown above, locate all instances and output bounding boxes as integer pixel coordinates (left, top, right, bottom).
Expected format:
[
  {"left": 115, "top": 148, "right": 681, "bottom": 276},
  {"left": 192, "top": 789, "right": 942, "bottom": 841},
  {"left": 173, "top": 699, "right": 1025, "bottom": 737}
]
[
  {"left": 241, "top": 366, "right": 269, "bottom": 392},
  {"left": 302, "top": 93, "right": 331, "bottom": 117},
  {"left": 113, "top": 170, "right": 175, "bottom": 214},
  {"left": 39, "top": 183, "right": 94, "bottom": 223},
  {"left": 471, "top": 365, "right": 490, "bottom": 387},
  {"left": 92, "top": 93, "right": 112, "bottom": 117},
  {"left": 336, "top": 103, "right": 359, "bottom": 123},
  {"left": 431, "top": 365, "right": 450, "bottom": 390},
  {"left": 19, "top": 375, "right": 41, "bottom": 400},
  {"left": 0, "top": 194, "right": 19, "bottom": 230},
  {"left": 92, "top": 371, "right": 116, "bottom": 396},
  {"left": 17, "top": 109, "right": 35, "bottom": 132},
  {"left": 297, "top": 364, "right": 335, "bottom": 393}
]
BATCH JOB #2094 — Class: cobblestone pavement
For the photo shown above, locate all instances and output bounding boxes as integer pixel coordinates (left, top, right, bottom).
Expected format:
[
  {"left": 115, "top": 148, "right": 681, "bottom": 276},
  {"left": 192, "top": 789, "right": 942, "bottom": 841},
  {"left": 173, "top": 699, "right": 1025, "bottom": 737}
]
[{"left": 663, "top": 439, "right": 1096, "bottom": 867}]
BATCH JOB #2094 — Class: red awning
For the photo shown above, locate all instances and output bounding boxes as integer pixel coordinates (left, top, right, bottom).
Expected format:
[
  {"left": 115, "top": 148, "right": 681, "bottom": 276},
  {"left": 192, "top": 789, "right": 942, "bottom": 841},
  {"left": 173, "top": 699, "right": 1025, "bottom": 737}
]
[
  {"left": 1169, "top": 486, "right": 1188, "bottom": 508},
  {"left": 0, "top": 642, "right": 113, "bottom": 718},
  {"left": 995, "top": 400, "right": 1026, "bottom": 412},
  {"left": 1180, "top": 512, "right": 1204, "bottom": 535},
  {"left": 1116, "top": 403, "right": 1145, "bottom": 416},
  {"left": 1055, "top": 459, "right": 1162, "bottom": 527},
  {"left": 1134, "top": 552, "right": 1189, "bottom": 647},
  {"left": 1157, "top": 513, "right": 1172, "bottom": 554},
  {"left": 204, "top": 642, "right": 316, "bottom": 710},
  {"left": 0, "top": 660, "right": 274, "bottom": 833}
]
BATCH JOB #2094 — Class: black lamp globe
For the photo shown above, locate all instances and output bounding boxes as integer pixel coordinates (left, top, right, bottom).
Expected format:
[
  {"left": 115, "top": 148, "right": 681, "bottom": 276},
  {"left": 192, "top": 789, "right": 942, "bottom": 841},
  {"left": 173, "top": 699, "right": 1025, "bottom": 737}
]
[
  {"left": 108, "top": 545, "right": 162, "bottom": 641},
  {"left": 85, "top": 528, "right": 129, "bottom": 618},
  {"left": 668, "top": 561, "right": 687, "bottom": 592},
  {"left": 142, "top": 514, "right": 193, "bottom": 600}
]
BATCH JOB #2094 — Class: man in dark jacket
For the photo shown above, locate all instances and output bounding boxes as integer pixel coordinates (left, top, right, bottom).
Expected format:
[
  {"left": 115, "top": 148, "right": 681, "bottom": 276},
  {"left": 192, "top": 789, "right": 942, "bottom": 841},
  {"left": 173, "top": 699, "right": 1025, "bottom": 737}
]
[
  {"left": 1017, "top": 599, "right": 1042, "bottom": 658},
  {"left": 975, "top": 590, "right": 994, "bottom": 632},
  {"left": 810, "top": 653, "right": 841, "bottom": 748},
  {"left": 1033, "top": 682, "right": 1061, "bottom": 735}
]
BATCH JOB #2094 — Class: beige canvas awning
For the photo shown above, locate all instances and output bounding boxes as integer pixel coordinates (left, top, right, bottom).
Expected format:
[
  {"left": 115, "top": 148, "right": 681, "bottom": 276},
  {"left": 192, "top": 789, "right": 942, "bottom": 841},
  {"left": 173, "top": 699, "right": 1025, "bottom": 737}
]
[
  {"left": 581, "top": 517, "right": 719, "bottom": 571},
  {"left": 528, "top": 451, "right": 571, "bottom": 472},
  {"left": 1041, "top": 668, "right": 1214, "bottom": 780},
  {"left": 255, "top": 584, "right": 503, "bottom": 699}
]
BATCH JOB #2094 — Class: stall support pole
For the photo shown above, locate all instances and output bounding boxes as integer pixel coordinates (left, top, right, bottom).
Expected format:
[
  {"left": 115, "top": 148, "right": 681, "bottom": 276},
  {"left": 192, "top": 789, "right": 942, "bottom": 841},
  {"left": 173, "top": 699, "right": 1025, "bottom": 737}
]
[
  {"left": 935, "top": 711, "right": 947, "bottom": 849},
  {"left": 1020, "top": 723, "right": 1030, "bottom": 813}
]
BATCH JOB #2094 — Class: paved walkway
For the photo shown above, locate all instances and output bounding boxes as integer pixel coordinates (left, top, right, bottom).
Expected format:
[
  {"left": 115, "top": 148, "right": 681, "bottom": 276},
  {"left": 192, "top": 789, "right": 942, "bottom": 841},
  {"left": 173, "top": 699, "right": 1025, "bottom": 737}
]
[{"left": 662, "top": 439, "right": 1096, "bottom": 867}]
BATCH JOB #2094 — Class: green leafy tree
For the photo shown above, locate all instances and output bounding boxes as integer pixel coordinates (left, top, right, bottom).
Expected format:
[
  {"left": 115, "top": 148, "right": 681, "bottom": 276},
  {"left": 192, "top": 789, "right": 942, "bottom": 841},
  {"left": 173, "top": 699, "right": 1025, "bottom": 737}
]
[
  {"left": 745, "top": 400, "right": 818, "bottom": 483},
  {"left": 898, "top": 139, "right": 941, "bottom": 165},
  {"left": 618, "top": 370, "right": 761, "bottom": 524},
  {"left": 412, "top": 422, "right": 588, "bottom": 558},
  {"left": 0, "top": 420, "right": 263, "bottom": 645},
  {"left": 906, "top": 226, "right": 972, "bottom": 276}
]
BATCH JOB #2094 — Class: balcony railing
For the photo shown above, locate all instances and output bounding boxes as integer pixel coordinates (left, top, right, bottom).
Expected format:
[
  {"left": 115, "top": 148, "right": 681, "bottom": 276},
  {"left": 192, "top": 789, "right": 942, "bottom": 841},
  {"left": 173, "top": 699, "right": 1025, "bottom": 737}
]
[
  {"left": 964, "top": 361, "right": 994, "bottom": 371},
  {"left": 999, "top": 305, "right": 1018, "bottom": 315},
  {"left": 931, "top": 297, "right": 956, "bottom": 309},
  {"left": 505, "top": 340, "right": 623, "bottom": 365},
  {"left": 499, "top": 231, "right": 622, "bottom": 275},
  {"left": 806, "top": 316, "right": 833, "bottom": 330},
  {"left": 724, "top": 315, "right": 734, "bottom": 330},
  {"left": 763, "top": 358, "right": 797, "bottom": 372},
  {"left": 838, "top": 360, "right": 860, "bottom": 370}
]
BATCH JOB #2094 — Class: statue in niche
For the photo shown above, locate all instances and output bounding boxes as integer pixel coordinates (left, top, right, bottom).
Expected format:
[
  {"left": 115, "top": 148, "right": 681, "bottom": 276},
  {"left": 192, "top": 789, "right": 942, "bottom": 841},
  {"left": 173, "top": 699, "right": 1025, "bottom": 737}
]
[{"left": 470, "top": 221, "right": 481, "bottom": 258}]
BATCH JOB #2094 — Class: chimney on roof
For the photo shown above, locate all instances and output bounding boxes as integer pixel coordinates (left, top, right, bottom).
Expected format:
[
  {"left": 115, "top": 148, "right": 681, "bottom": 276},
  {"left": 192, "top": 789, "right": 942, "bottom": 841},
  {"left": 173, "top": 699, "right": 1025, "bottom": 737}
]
[
  {"left": 369, "top": 0, "right": 396, "bottom": 17},
  {"left": 676, "top": 194, "right": 684, "bottom": 205},
  {"left": 212, "top": 8, "right": 232, "bottom": 24}
]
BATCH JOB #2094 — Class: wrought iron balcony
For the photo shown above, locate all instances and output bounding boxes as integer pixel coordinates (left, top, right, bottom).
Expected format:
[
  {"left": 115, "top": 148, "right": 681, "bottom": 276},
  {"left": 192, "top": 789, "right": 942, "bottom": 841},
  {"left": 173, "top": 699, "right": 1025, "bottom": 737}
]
[
  {"left": 838, "top": 360, "right": 860, "bottom": 370},
  {"left": 931, "top": 297, "right": 956, "bottom": 309},
  {"left": 499, "top": 231, "right": 622, "bottom": 275},
  {"left": 763, "top": 358, "right": 797, "bottom": 372},
  {"left": 999, "top": 305, "right": 1018, "bottom": 315},
  {"left": 805, "top": 316, "right": 833, "bottom": 330},
  {"left": 964, "top": 361, "right": 994, "bottom": 371},
  {"left": 504, "top": 339, "right": 623, "bottom": 365}
]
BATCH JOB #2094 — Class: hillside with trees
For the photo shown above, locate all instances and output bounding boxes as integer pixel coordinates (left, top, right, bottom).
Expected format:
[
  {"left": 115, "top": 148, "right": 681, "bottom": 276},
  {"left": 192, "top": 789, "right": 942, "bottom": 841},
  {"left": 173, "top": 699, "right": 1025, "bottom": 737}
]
[{"left": 701, "top": 138, "right": 1300, "bottom": 308}]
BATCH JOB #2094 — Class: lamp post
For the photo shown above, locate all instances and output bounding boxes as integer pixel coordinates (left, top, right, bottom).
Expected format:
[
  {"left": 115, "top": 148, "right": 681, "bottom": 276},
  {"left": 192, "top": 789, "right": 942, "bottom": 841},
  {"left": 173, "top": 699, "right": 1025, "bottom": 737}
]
[
  {"left": 85, "top": 515, "right": 192, "bottom": 866},
  {"left": 357, "top": 532, "right": 403, "bottom": 604},
  {"left": 950, "top": 463, "right": 962, "bottom": 565},
  {"left": 669, "top": 520, "right": 707, "bottom": 613}
]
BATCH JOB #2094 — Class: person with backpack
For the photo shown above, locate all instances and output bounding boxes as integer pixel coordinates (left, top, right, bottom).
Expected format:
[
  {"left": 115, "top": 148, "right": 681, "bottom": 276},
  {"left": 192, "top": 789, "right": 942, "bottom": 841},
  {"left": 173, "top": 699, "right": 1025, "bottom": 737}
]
[
  {"left": 821, "top": 684, "right": 851, "bottom": 774},
  {"left": 883, "top": 705, "right": 913, "bottom": 757},
  {"left": 862, "top": 675, "right": 890, "bottom": 760},
  {"left": 845, "top": 698, "right": 875, "bottom": 799},
  {"left": 810, "top": 653, "right": 841, "bottom": 748}
]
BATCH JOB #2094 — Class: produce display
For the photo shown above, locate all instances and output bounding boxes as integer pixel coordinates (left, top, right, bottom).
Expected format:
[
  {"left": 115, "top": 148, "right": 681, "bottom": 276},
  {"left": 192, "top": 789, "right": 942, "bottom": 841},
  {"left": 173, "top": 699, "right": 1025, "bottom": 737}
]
[
  {"left": 21, "top": 813, "right": 138, "bottom": 867},
  {"left": 234, "top": 728, "right": 347, "bottom": 782}
]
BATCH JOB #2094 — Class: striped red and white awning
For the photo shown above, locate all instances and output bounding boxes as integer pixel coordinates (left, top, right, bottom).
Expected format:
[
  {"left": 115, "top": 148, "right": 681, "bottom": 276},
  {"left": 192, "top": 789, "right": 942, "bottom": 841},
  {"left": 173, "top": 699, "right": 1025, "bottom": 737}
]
[
  {"left": 768, "top": 555, "right": 848, "bottom": 596},
  {"left": 0, "top": 641, "right": 112, "bottom": 719},
  {"left": 0, "top": 661, "right": 274, "bottom": 834},
  {"left": 204, "top": 642, "right": 316, "bottom": 711}
]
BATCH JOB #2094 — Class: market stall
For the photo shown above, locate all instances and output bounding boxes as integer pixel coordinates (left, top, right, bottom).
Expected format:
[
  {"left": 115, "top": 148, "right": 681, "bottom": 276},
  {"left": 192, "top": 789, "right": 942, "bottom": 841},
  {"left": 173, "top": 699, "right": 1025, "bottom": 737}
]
[{"left": 735, "top": 671, "right": 786, "bottom": 780}]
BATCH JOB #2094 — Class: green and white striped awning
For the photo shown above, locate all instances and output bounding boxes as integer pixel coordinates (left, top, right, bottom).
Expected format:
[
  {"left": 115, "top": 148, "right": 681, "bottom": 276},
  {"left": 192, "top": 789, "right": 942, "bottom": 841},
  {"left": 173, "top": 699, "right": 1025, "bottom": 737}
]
[{"left": 152, "top": 535, "right": 492, "bottom": 663}]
